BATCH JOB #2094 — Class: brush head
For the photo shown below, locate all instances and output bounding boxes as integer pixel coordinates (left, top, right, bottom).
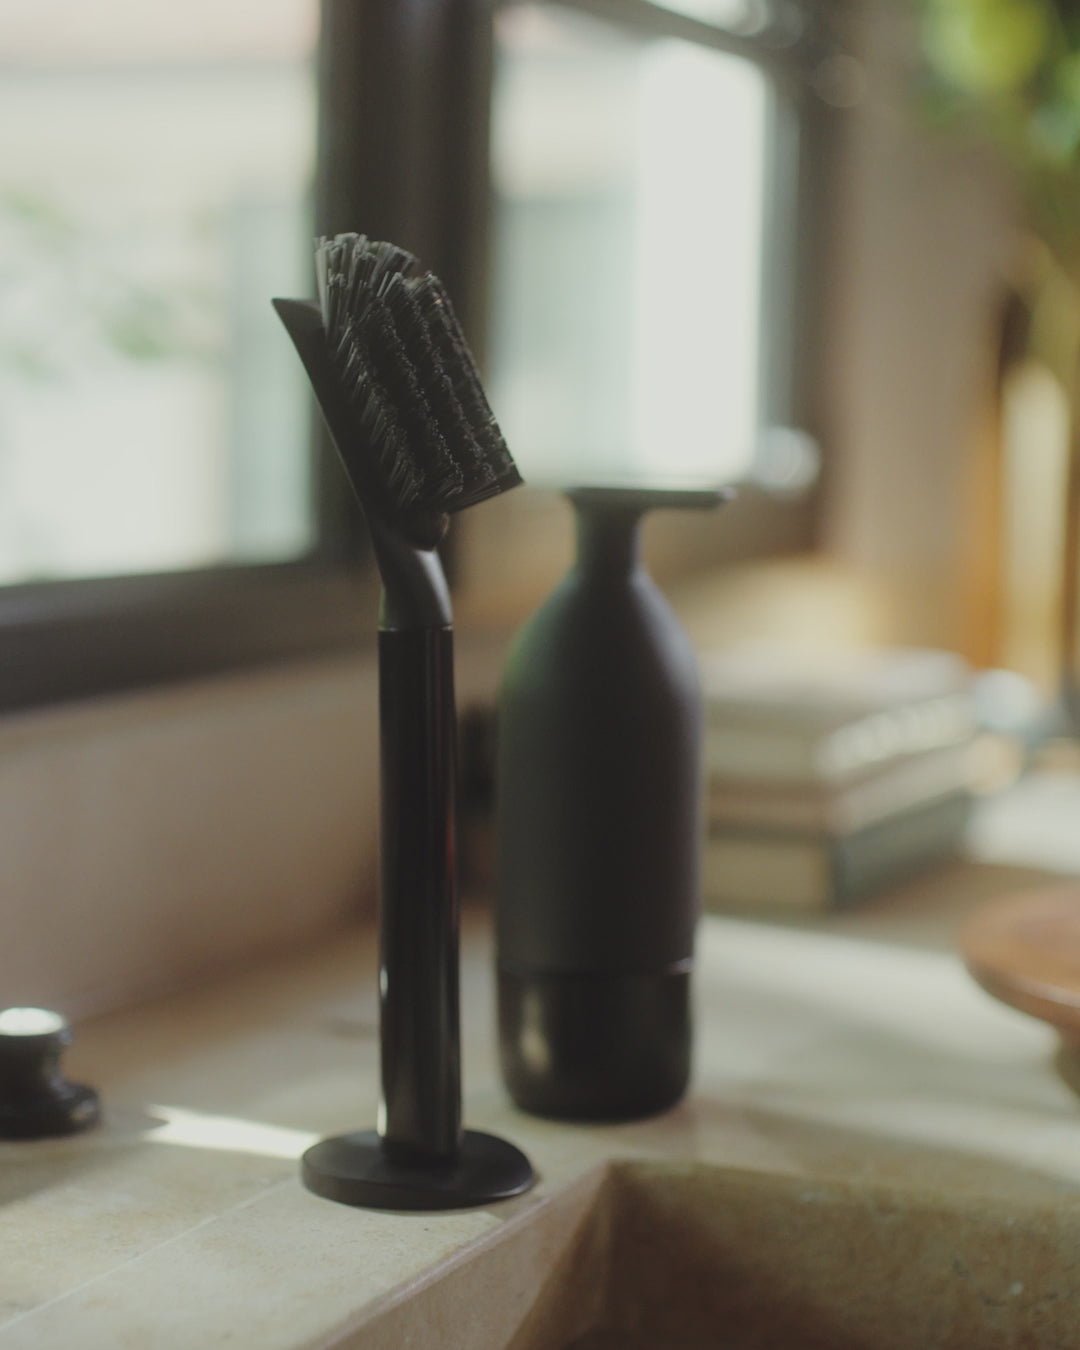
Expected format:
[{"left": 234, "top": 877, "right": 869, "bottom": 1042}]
[{"left": 314, "top": 234, "right": 521, "bottom": 550}]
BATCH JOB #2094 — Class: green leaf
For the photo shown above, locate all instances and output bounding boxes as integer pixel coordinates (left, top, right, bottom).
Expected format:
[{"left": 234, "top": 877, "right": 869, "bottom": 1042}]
[{"left": 923, "top": 0, "right": 1051, "bottom": 94}]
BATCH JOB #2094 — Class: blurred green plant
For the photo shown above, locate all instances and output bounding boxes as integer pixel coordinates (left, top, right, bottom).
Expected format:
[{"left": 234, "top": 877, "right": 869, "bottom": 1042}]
[
  {"left": 0, "top": 188, "right": 221, "bottom": 386},
  {"left": 917, "top": 0, "right": 1080, "bottom": 274},
  {"left": 917, "top": 2, "right": 1080, "bottom": 717}
]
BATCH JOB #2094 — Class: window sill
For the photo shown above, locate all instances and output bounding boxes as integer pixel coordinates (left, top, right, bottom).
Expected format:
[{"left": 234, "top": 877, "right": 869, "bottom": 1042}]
[{"left": 0, "top": 560, "right": 380, "bottom": 716}]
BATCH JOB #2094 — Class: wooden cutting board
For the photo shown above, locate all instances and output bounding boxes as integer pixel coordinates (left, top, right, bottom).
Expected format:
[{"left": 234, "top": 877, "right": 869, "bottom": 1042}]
[{"left": 961, "top": 886, "right": 1080, "bottom": 1044}]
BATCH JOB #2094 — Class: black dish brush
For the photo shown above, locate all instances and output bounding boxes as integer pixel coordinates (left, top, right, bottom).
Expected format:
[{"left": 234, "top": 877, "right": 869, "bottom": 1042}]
[{"left": 274, "top": 234, "right": 532, "bottom": 1210}]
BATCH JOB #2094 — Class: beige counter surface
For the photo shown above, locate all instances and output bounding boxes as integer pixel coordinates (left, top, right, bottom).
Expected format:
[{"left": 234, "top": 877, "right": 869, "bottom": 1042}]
[{"left": 3, "top": 839, "right": 1080, "bottom": 1348}]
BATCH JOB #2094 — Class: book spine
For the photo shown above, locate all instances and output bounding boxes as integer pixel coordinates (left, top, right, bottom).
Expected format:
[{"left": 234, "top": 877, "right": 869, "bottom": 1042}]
[
  {"left": 702, "top": 790, "right": 973, "bottom": 913},
  {"left": 706, "top": 741, "right": 977, "bottom": 834},
  {"left": 830, "top": 792, "right": 973, "bottom": 907},
  {"left": 706, "top": 692, "right": 975, "bottom": 786}
]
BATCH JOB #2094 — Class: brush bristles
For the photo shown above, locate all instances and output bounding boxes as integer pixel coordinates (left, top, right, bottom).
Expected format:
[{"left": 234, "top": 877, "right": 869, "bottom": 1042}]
[{"left": 316, "top": 234, "right": 521, "bottom": 547}]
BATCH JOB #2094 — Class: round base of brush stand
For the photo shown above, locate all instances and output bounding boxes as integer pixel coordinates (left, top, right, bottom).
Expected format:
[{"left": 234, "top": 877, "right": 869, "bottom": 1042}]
[
  {"left": 300, "top": 1129, "right": 535, "bottom": 1211},
  {"left": 498, "top": 966, "right": 692, "bottom": 1121}
]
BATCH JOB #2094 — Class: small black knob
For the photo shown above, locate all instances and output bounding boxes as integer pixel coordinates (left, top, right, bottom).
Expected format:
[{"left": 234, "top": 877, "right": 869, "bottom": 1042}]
[{"left": 0, "top": 1008, "right": 100, "bottom": 1140}]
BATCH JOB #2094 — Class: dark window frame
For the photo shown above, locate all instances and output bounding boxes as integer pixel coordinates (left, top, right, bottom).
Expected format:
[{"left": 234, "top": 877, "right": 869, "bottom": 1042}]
[{"left": 0, "top": 0, "right": 841, "bottom": 716}]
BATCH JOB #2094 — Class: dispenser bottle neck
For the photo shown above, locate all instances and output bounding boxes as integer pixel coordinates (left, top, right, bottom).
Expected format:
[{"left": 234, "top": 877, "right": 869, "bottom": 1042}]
[{"left": 573, "top": 501, "right": 644, "bottom": 581}]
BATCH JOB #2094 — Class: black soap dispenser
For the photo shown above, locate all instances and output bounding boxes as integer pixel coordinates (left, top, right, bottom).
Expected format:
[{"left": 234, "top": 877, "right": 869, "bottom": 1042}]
[{"left": 495, "top": 485, "right": 727, "bottom": 1121}]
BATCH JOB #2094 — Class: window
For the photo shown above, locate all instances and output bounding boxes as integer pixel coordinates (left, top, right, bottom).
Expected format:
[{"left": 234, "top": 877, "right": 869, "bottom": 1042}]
[
  {"left": 0, "top": 0, "right": 380, "bottom": 713},
  {"left": 0, "top": 0, "right": 827, "bottom": 713},
  {"left": 490, "top": 3, "right": 769, "bottom": 487},
  {"left": 486, "top": 0, "right": 827, "bottom": 507},
  {"left": 0, "top": 0, "right": 318, "bottom": 584}
]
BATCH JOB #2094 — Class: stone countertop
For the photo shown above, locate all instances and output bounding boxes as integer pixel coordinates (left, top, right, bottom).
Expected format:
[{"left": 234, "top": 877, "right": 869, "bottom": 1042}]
[{"left": 4, "top": 838, "right": 1080, "bottom": 1348}]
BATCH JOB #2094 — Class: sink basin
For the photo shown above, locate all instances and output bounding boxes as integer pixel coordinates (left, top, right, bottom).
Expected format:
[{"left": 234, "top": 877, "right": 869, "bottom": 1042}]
[{"left": 346, "top": 1160, "right": 1080, "bottom": 1350}]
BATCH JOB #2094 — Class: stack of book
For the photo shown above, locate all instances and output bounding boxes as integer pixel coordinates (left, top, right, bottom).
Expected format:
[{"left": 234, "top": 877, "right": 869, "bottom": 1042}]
[{"left": 700, "top": 645, "right": 979, "bottom": 913}]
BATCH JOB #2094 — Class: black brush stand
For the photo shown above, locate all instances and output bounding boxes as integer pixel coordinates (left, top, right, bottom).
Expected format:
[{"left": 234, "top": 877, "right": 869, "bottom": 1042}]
[{"left": 274, "top": 298, "right": 534, "bottom": 1210}]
